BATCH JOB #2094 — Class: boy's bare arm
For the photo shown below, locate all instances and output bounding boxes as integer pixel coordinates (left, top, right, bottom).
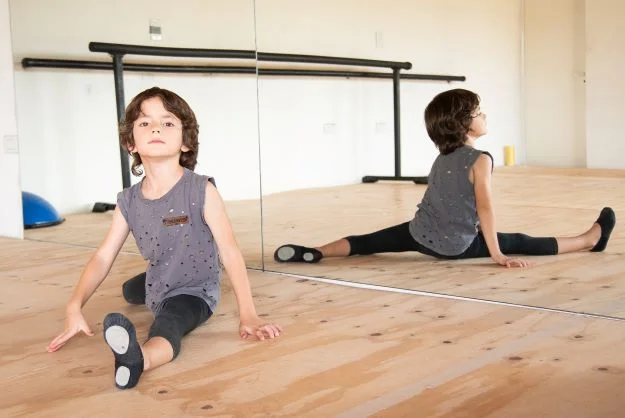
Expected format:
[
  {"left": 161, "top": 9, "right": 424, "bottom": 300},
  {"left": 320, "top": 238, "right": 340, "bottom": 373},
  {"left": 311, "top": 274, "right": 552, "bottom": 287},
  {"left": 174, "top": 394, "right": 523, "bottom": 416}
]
[
  {"left": 48, "top": 207, "right": 130, "bottom": 352},
  {"left": 67, "top": 207, "right": 131, "bottom": 309},
  {"left": 474, "top": 154, "right": 527, "bottom": 268},
  {"left": 202, "top": 182, "right": 282, "bottom": 340}
]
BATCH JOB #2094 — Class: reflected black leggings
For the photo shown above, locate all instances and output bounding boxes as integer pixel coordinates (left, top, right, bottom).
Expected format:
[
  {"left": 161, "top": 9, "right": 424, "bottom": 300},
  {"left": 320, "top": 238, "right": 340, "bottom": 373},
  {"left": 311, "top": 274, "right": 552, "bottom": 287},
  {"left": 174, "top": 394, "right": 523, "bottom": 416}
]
[
  {"left": 346, "top": 221, "right": 558, "bottom": 259},
  {"left": 122, "top": 273, "right": 212, "bottom": 358}
]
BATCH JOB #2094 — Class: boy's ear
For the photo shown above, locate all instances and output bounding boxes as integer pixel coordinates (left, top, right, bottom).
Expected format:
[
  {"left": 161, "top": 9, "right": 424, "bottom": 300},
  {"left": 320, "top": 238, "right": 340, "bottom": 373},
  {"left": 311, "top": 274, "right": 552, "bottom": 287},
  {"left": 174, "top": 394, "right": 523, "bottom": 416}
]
[
  {"left": 181, "top": 144, "right": 190, "bottom": 152},
  {"left": 127, "top": 144, "right": 136, "bottom": 153}
]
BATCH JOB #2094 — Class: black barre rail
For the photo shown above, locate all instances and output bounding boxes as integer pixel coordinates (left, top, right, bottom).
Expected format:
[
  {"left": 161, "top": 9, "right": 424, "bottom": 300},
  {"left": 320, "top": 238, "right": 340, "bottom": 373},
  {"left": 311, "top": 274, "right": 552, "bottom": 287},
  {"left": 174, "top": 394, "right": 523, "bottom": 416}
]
[
  {"left": 89, "top": 42, "right": 411, "bottom": 70},
  {"left": 23, "top": 42, "right": 466, "bottom": 188},
  {"left": 89, "top": 42, "right": 256, "bottom": 60},
  {"left": 257, "top": 52, "right": 411, "bottom": 70},
  {"left": 21, "top": 58, "right": 466, "bottom": 81},
  {"left": 21, "top": 58, "right": 257, "bottom": 74}
]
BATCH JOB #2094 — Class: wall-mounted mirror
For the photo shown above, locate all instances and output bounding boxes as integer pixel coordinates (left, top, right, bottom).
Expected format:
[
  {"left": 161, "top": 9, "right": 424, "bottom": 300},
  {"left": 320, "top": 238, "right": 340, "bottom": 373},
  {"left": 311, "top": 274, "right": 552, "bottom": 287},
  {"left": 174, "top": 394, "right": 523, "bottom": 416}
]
[
  {"left": 255, "top": 0, "right": 625, "bottom": 317},
  {"left": 11, "top": 0, "right": 264, "bottom": 268}
]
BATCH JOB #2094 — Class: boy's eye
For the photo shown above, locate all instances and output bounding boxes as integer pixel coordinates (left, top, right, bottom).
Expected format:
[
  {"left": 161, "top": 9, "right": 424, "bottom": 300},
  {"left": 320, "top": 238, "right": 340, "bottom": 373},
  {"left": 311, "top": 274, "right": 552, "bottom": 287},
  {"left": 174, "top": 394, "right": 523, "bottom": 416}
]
[
  {"left": 137, "top": 121, "right": 149, "bottom": 127},
  {"left": 163, "top": 122, "right": 175, "bottom": 127}
]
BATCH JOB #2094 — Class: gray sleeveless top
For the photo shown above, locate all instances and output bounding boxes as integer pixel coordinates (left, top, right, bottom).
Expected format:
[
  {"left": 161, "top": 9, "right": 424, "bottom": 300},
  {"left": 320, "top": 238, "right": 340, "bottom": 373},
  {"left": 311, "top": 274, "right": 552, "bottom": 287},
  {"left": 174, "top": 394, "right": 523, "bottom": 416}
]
[
  {"left": 409, "top": 146, "right": 491, "bottom": 256},
  {"left": 117, "top": 168, "right": 221, "bottom": 314}
]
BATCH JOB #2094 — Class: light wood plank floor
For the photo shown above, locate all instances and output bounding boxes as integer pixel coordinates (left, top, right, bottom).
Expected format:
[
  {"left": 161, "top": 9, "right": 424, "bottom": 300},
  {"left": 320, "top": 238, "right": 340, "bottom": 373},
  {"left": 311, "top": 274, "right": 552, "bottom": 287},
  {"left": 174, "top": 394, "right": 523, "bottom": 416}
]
[
  {"left": 2, "top": 237, "right": 625, "bottom": 417},
  {"left": 22, "top": 167, "right": 625, "bottom": 318},
  {"left": 261, "top": 167, "right": 625, "bottom": 318}
]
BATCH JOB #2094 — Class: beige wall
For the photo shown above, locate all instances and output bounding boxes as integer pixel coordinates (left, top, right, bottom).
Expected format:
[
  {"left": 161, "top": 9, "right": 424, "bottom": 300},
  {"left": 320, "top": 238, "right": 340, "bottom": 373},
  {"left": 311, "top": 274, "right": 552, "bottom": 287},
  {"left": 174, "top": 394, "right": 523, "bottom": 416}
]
[
  {"left": 9, "top": 0, "right": 256, "bottom": 60},
  {"left": 524, "top": 0, "right": 625, "bottom": 169},
  {"left": 524, "top": 0, "right": 586, "bottom": 167},
  {"left": 585, "top": 0, "right": 625, "bottom": 169}
]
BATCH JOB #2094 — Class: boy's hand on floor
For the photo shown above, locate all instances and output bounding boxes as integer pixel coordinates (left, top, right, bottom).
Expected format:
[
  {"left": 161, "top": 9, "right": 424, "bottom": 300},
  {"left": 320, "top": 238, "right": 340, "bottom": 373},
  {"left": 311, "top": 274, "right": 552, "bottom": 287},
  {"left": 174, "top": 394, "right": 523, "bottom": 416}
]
[
  {"left": 239, "top": 316, "right": 283, "bottom": 341},
  {"left": 492, "top": 254, "right": 530, "bottom": 268},
  {"left": 47, "top": 309, "right": 94, "bottom": 352}
]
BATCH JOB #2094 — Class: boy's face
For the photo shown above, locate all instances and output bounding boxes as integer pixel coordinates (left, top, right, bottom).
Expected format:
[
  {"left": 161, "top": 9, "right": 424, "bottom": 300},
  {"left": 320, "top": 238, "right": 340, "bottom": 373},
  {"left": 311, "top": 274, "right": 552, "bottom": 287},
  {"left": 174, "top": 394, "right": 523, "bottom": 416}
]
[
  {"left": 129, "top": 97, "right": 188, "bottom": 157},
  {"left": 468, "top": 106, "right": 488, "bottom": 138}
]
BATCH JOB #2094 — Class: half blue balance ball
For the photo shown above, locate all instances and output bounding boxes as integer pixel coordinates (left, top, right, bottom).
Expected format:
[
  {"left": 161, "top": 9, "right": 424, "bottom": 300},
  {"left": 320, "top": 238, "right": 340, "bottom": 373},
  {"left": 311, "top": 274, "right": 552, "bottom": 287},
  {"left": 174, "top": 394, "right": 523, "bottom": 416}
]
[{"left": 22, "top": 191, "right": 65, "bottom": 229}]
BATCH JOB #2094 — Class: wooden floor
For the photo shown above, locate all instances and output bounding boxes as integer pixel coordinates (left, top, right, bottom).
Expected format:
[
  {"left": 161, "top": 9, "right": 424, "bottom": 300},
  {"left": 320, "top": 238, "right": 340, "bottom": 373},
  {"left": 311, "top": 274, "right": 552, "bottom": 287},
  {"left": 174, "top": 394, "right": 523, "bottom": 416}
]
[
  {"left": 261, "top": 166, "right": 625, "bottom": 318},
  {"left": 8, "top": 167, "right": 625, "bottom": 416},
  {"left": 22, "top": 167, "right": 625, "bottom": 317},
  {"left": 3, "top": 236, "right": 625, "bottom": 417}
]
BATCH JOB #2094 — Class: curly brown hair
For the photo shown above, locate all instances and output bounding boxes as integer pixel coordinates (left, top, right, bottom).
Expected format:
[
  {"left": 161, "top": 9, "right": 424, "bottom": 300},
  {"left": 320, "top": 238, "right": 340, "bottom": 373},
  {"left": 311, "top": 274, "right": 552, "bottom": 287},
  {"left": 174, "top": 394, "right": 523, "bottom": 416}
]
[
  {"left": 424, "top": 88, "right": 480, "bottom": 155},
  {"left": 119, "top": 87, "right": 199, "bottom": 176}
]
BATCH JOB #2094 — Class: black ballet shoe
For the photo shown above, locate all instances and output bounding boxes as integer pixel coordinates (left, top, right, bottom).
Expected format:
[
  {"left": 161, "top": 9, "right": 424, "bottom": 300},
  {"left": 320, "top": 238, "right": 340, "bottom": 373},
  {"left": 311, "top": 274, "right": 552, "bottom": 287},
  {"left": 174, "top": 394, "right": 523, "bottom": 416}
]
[
  {"left": 274, "top": 244, "right": 323, "bottom": 263},
  {"left": 591, "top": 207, "right": 616, "bottom": 252},
  {"left": 103, "top": 313, "right": 144, "bottom": 389}
]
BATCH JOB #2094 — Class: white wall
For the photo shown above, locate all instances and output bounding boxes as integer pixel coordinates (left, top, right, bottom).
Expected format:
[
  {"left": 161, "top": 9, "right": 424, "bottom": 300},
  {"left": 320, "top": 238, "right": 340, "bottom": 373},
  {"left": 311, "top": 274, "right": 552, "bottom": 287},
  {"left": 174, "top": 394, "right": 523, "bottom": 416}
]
[
  {"left": 524, "top": 0, "right": 586, "bottom": 167},
  {"left": 10, "top": 0, "right": 261, "bottom": 214},
  {"left": 585, "top": 0, "right": 625, "bottom": 169},
  {"left": 0, "top": 0, "right": 23, "bottom": 239},
  {"left": 524, "top": 0, "right": 625, "bottom": 169},
  {"left": 255, "top": 0, "right": 524, "bottom": 195}
]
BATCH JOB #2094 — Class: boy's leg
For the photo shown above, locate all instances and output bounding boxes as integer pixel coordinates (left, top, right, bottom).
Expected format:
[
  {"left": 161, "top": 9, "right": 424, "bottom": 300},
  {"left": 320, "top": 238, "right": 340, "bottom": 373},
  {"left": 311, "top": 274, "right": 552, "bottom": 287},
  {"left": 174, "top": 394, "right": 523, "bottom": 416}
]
[
  {"left": 453, "top": 233, "right": 558, "bottom": 259},
  {"left": 498, "top": 233, "right": 559, "bottom": 255},
  {"left": 274, "top": 221, "right": 427, "bottom": 263},
  {"left": 343, "top": 222, "right": 428, "bottom": 256},
  {"left": 122, "top": 272, "right": 146, "bottom": 305},
  {"left": 546, "top": 207, "right": 614, "bottom": 253},
  {"left": 459, "top": 207, "right": 616, "bottom": 258},
  {"left": 103, "top": 313, "right": 145, "bottom": 390},
  {"left": 144, "top": 294, "right": 212, "bottom": 368},
  {"left": 102, "top": 295, "right": 211, "bottom": 390}
]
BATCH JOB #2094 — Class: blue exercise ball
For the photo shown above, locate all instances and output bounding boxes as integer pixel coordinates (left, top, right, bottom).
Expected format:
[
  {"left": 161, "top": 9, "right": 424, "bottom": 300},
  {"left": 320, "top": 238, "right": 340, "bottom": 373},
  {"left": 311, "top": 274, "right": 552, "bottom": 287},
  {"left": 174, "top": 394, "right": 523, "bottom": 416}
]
[{"left": 22, "top": 191, "right": 65, "bottom": 229}]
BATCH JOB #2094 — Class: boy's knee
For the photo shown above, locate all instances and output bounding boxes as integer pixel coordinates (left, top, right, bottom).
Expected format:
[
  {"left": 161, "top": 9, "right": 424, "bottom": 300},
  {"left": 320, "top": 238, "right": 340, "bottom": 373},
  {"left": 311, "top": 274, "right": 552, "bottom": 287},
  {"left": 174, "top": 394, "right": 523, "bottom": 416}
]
[
  {"left": 148, "top": 324, "right": 182, "bottom": 359},
  {"left": 122, "top": 273, "right": 146, "bottom": 305}
]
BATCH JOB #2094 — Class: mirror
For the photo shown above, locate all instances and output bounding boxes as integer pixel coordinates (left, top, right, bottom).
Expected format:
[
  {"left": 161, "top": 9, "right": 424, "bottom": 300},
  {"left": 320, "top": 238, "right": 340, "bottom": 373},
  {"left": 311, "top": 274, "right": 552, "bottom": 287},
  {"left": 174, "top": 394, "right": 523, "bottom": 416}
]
[
  {"left": 255, "top": 0, "right": 625, "bottom": 317},
  {"left": 11, "top": 0, "right": 264, "bottom": 268}
]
